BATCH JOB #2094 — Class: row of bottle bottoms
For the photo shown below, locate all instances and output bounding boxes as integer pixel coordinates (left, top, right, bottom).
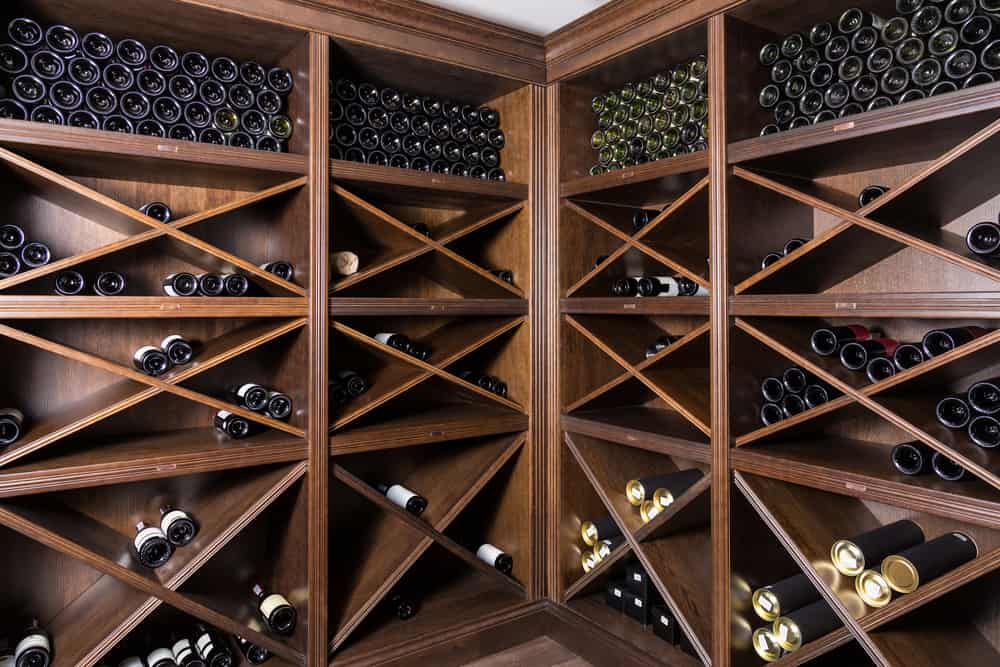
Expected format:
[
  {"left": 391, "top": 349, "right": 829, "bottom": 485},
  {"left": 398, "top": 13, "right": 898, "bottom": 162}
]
[
  {"left": 108, "top": 622, "right": 275, "bottom": 667},
  {"left": 372, "top": 331, "right": 510, "bottom": 397},
  {"left": 610, "top": 275, "right": 708, "bottom": 298},
  {"left": 750, "top": 520, "right": 977, "bottom": 661},
  {"left": 578, "top": 468, "right": 705, "bottom": 573},
  {"left": 370, "top": 479, "right": 513, "bottom": 574},
  {"left": 605, "top": 563, "right": 689, "bottom": 649}
]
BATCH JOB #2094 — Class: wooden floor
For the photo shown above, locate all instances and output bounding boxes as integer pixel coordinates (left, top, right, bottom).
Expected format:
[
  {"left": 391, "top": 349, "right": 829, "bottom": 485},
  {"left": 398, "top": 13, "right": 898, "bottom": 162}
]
[{"left": 463, "top": 636, "right": 594, "bottom": 667}]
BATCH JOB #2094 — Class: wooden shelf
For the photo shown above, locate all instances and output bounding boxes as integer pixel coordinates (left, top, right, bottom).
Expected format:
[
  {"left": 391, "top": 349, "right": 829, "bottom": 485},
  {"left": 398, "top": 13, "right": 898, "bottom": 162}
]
[
  {"left": 560, "top": 151, "right": 709, "bottom": 200},
  {"left": 331, "top": 159, "right": 528, "bottom": 201}
]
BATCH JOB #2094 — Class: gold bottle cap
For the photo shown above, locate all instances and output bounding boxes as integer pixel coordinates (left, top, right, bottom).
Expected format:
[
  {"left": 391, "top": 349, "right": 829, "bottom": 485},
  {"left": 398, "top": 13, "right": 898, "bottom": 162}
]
[
  {"left": 752, "top": 628, "right": 783, "bottom": 662},
  {"left": 581, "top": 521, "right": 598, "bottom": 546},
  {"left": 594, "top": 540, "right": 612, "bottom": 561},
  {"left": 581, "top": 550, "right": 598, "bottom": 573},
  {"left": 625, "top": 479, "right": 645, "bottom": 506},
  {"left": 830, "top": 539, "right": 866, "bottom": 576},
  {"left": 640, "top": 499, "right": 662, "bottom": 523},
  {"left": 772, "top": 616, "right": 803, "bottom": 652},
  {"left": 881, "top": 554, "right": 919, "bottom": 593},
  {"left": 752, "top": 587, "right": 780, "bottom": 622},
  {"left": 855, "top": 569, "right": 893, "bottom": 608},
  {"left": 653, "top": 487, "right": 676, "bottom": 510}
]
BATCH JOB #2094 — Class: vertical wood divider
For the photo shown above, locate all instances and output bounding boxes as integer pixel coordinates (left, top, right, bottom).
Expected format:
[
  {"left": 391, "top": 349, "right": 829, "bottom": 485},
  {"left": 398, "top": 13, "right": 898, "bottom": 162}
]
[
  {"left": 308, "top": 32, "right": 330, "bottom": 667},
  {"left": 530, "top": 82, "right": 550, "bottom": 600},
  {"left": 709, "top": 14, "right": 732, "bottom": 667},
  {"left": 543, "top": 82, "right": 563, "bottom": 601}
]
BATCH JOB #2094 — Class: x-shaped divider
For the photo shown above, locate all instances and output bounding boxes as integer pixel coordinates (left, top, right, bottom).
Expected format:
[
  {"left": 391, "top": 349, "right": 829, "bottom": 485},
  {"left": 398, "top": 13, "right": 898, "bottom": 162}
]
[
  {"left": 0, "top": 461, "right": 309, "bottom": 664},
  {"left": 564, "top": 432, "right": 714, "bottom": 665},
  {"left": 734, "top": 317, "right": 1000, "bottom": 492},
  {"left": 563, "top": 316, "right": 712, "bottom": 437},
  {"left": 734, "top": 115, "right": 1000, "bottom": 295},
  {"left": 563, "top": 175, "right": 711, "bottom": 297},
  {"left": 734, "top": 471, "right": 1000, "bottom": 667},
  {"left": 327, "top": 432, "right": 527, "bottom": 652},
  {"left": 330, "top": 185, "right": 525, "bottom": 297},
  {"left": 330, "top": 317, "right": 526, "bottom": 431},
  {"left": 0, "top": 146, "right": 308, "bottom": 297},
  {"left": 0, "top": 317, "right": 308, "bottom": 468}
]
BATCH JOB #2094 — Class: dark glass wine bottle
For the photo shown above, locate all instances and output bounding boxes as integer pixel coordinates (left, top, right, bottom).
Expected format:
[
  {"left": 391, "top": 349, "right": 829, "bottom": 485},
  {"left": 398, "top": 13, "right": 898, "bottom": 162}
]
[
  {"left": 253, "top": 584, "right": 297, "bottom": 635},
  {"left": 133, "top": 520, "right": 173, "bottom": 568}
]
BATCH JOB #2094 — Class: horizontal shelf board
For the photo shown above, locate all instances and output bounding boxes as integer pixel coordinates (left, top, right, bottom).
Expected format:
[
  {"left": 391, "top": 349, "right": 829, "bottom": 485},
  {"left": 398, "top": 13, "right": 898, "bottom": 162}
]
[
  {"left": 732, "top": 441, "right": 1000, "bottom": 531},
  {"left": 331, "top": 298, "right": 528, "bottom": 316},
  {"left": 559, "top": 152, "right": 709, "bottom": 199},
  {"left": 730, "top": 293, "right": 1000, "bottom": 318},
  {"left": 561, "top": 297, "right": 710, "bottom": 315},
  {"left": 330, "top": 406, "right": 528, "bottom": 454},
  {"left": 562, "top": 410, "right": 710, "bottom": 464},
  {"left": 330, "top": 159, "right": 528, "bottom": 201},
  {"left": 0, "top": 118, "right": 307, "bottom": 176},
  {"left": 0, "top": 429, "right": 307, "bottom": 499},
  {"left": 0, "top": 297, "right": 308, "bottom": 318},
  {"left": 728, "top": 83, "right": 1000, "bottom": 174}
]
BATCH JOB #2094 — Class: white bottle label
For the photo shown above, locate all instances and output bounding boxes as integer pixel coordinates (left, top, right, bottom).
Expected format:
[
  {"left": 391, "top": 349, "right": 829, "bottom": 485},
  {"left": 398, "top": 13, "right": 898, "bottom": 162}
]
[
  {"left": 374, "top": 333, "right": 396, "bottom": 345},
  {"left": 15, "top": 633, "right": 49, "bottom": 658},
  {"left": 613, "top": 588, "right": 622, "bottom": 598},
  {"left": 260, "top": 592, "right": 291, "bottom": 617},
  {"left": 476, "top": 543, "right": 504, "bottom": 566},
  {"left": 163, "top": 283, "right": 180, "bottom": 297},
  {"left": 216, "top": 410, "right": 234, "bottom": 420},
  {"left": 135, "top": 525, "right": 166, "bottom": 550},
  {"left": 172, "top": 639, "right": 194, "bottom": 662},
  {"left": 633, "top": 597, "right": 643, "bottom": 608},
  {"left": 237, "top": 383, "right": 261, "bottom": 399},
  {"left": 385, "top": 484, "right": 418, "bottom": 509},
  {"left": 651, "top": 276, "right": 680, "bottom": 297},
  {"left": 147, "top": 648, "right": 173, "bottom": 666},
  {"left": 120, "top": 657, "right": 144, "bottom": 667},
  {"left": 633, "top": 572, "right": 643, "bottom": 582},
  {"left": 690, "top": 284, "right": 710, "bottom": 296},
  {"left": 660, "top": 615, "right": 670, "bottom": 626},
  {"left": 161, "top": 509, "right": 190, "bottom": 534},
  {"left": 133, "top": 345, "right": 162, "bottom": 363},
  {"left": 195, "top": 634, "right": 214, "bottom": 657},
  {"left": 160, "top": 334, "right": 184, "bottom": 349},
  {"left": 0, "top": 408, "right": 23, "bottom": 423}
]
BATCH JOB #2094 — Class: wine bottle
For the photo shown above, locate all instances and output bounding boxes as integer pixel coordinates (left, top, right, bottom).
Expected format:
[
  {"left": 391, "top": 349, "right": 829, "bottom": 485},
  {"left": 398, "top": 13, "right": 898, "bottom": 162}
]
[
  {"left": 882, "top": 532, "right": 977, "bottom": 593},
  {"left": 892, "top": 342, "right": 924, "bottom": 371},
  {"left": 967, "top": 377, "right": 1000, "bottom": 414},
  {"left": 13, "top": 621, "right": 51, "bottom": 667},
  {"left": 133, "top": 520, "right": 174, "bottom": 568},
  {"left": 160, "top": 505, "right": 198, "bottom": 546},
  {"left": 376, "top": 481, "right": 427, "bottom": 515},
  {"left": 92, "top": 271, "right": 126, "bottom": 296},
  {"left": 858, "top": 185, "right": 889, "bottom": 209},
  {"left": 163, "top": 272, "right": 199, "bottom": 297},
  {"left": 374, "top": 332, "right": 411, "bottom": 352},
  {"left": 772, "top": 600, "right": 843, "bottom": 652},
  {"left": 969, "top": 414, "right": 1000, "bottom": 448},
  {"left": 891, "top": 441, "right": 936, "bottom": 475},
  {"left": 966, "top": 221, "right": 1000, "bottom": 256},
  {"left": 253, "top": 584, "right": 297, "bottom": 635},
  {"left": 760, "top": 402, "right": 784, "bottom": 426},
  {"left": 810, "top": 324, "right": 876, "bottom": 356},
  {"left": 937, "top": 394, "right": 974, "bottom": 429},
  {"left": 581, "top": 515, "right": 621, "bottom": 546},
  {"left": 197, "top": 273, "right": 225, "bottom": 297},
  {"left": 611, "top": 277, "right": 639, "bottom": 297},
  {"left": 20, "top": 242, "right": 50, "bottom": 268},
  {"left": 193, "top": 624, "right": 233, "bottom": 667},
  {"left": 265, "top": 390, "right": 293, "bottom": 420},
  {"left": 222, "top": 273, "right": 249, "bottom": 296},
  {"left": 752, "top": 573, "right": 821, "bottom": 622},
  {"left": 0, "top": 251, "right": 20, "bottom": 278},
  {"left": 235, "top": 636, "right": 271, "bottom": 665},
  {"left": 866, "top": 356, "right": 896, "bottom": 383},
  {"left": 840, "top": 338, "right": 899, "bottom": 371},
  {"left": 214, "top": 410, "right": 252, "bottom": 439},
  {"left": 645, "top": 333, "right": 678, "bottom": 358},
  {"left": 333, "top": 370, "right": 367, "bottom": 397},
  {"left": 830, "top": 519, "right": 925, "bottom": 576},
  {"left": 761, "top": 251, "right": 783, "bottom": 269},
  {"left": 119, "top": 656, "right": 144, "bottom": 667},
  {"left": 783, "top": 238, "right": 806, "bottom": 255},
  {"left": 147, "top": 645, "right": 177, "bottom": 667},
  {"left": 260, "top": 260, "right": 294, "bottom": 282},
  {"left": 0, "top": 408, "right": 24, "bottom": 447},
  {"left": 625, "top": 469, "right": 704, "bottom": 509},
  {"left": 330, "top": 251, "right": 360, "bottom": 276},
  {"left": 0, "top": 224, "right": 25, "bottom": 250},
  {"left": 803, "top": 383, "right": 831, "bottom": 409},
  {"left": 54, "top": 270, "right": 85, "bottom": 295},
  {"left": 160, "top": 334, "right": 195, "bottom": 366},
  {"left": 133, "top": 345, "right": 172, "bottom": 376},
  {"left": 488, "top": 268, "right": 514, "bottom": 284},
  {"left": 922, "top": 326, "right": 991, "bottom": 357},
  {"left": 171, "top": 632, "right": 202, "bottom": 667},
  {"left": 384, "top": 587, "right": 419, "bottom": 620},
  {"left": 781, "top": 367, "right": 809, "bottom": 394},
  {"left": 232, "top": 383, "right": 270, "bottom": 412},
  {"left": 932, "top": 451, "right": 968, "bottom": 480},
  {"left": 781, "top": 393, "right": 806, "bottom": 418},
  {"left": 476, "top": 542, "right": 513, "bottom": 574},
  {"left": 139, "top": 201, "right": 173, "bottom": 223}
]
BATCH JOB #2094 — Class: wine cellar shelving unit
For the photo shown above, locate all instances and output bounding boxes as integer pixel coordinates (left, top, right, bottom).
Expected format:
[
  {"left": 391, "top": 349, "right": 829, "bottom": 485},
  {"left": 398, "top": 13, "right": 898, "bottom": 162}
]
[{"left": 5, "top": 0, "right": 1000, "bottom": 666}]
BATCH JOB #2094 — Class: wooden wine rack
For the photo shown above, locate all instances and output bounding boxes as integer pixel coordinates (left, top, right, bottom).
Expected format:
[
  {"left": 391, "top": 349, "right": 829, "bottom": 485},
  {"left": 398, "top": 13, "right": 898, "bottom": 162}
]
[{"left": 3, "top": 1, "right": 1000, "bottom": 666}]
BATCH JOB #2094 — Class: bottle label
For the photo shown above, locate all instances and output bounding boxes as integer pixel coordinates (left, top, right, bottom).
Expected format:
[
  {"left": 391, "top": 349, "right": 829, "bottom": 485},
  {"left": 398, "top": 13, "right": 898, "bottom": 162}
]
[
  {"left": 633, "top": 572, "right": 643, "bottom": 582},
  {"left": 260, "top": 593, "right": 291, "bottom": 617},
  {"left": 758, "top": 595, "right": 773, "bottom": 612},
  {"left": 161, "top": 509, "right": 190, "bottom": 533},
  {"left": 172, "top": 639, "right": 194, "bottom": 661},
  {"left": 476, "top": 543, "right": 504, "bottom": 566},
  {"left": 134, "top": 525, "right": 166, "bottom": 550},
  {"left": 160, "top": 334, "right": 184, "bottom": 349},
  {"left": 163, "top": 283, "right": 181, "bottom": 297},
  {"left": 633, "top": 597, "right": 642, "bottom": 608},
  {"left": 386, "top": 484, "right": 418, "bottom": 509},
  {"left": 120, "top": 657, "right": 144, "bottom": 667},
  {"left": 374, "top": 333, "right": 396, "bottom": 345},
  {"left": 15, "top": 633, "right": 50, "bottom": 658},
  {"left": 0, "top": 408, "right": 23, "bottom": 423},
  {"left": 147, "top": 648, "right": 173, "bottom": 666},
  {"left": 195, "top": 634, "right": 214, "bottom": 657},
  {"left": 133, "top": 345, "right": 162, "bottom": 363},
  {"left": 236, "top": 383, "right": 260, "bottom": 399},
  {"left": 660, "top": 615, "right": 670, "bottom": 626},
  {"left": 216, "top": 410, "right": 233, "bottom": 419},
  {"left": 613, "top": 588, "right": 622, "bottom": 598}
]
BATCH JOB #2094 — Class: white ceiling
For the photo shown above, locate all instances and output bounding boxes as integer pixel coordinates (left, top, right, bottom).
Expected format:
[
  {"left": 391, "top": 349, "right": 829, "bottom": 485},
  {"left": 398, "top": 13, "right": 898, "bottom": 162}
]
[{"left": 419, "top": 0, "right": 613, "bottom": 36}]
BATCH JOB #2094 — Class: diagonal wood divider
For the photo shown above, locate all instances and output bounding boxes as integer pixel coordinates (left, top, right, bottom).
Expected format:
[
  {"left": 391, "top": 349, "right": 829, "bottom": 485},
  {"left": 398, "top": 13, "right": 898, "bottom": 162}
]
[
  {"left": 0, "top": 147, "right": 308, "bottom": 296},
  {"left": 734, "top": 317, "right": 1000, "bottom": 491},
  {"left": 563, "top": 175, "right": 711, "bottom": 296},
  {"left": 564, "top": 432, "right": 712, "bottom": 665},
  {"left": 0, "top": 318, "right": 307, "bottom": 468},
  {"left": 563, "top": 316, "right": 712, "bottom": 436},
  {"left": 328, "top": 432, "right": 526, "bottom": 651},
  {"left": 0, "top": 462, "right": 309, "bottom": 663},
  {"left": 332, "top": 185, "right": 526, "bottom": 297}
]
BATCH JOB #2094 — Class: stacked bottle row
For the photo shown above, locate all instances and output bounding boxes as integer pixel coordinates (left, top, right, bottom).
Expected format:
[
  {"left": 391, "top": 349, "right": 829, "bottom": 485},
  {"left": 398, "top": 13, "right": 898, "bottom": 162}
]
[
  {"left": 756, "top": 3, "right": 1000, "bottom": 135},
  {"left": 105, "top": 623, "right": 273, "bottom": 666},
  {"left": 751, "top": 521, "right": 977, "bottom": 662},
  {"left": 329, "top": 78, "right": 507, "bottom": 180},
  {"left": 0, "top": 17, "right": 295, "bottom": 150},
  {"left": 588, "top": 54, "right": 709, "bottom": 175},
  {"left": 758, "top": 366, "right": 836, "bottom": 426}
]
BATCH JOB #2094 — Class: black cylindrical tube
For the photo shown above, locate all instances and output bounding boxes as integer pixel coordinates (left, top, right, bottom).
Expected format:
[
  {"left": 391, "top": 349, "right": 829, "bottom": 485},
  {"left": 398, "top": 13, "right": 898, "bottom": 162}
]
[
  {"left": 773, "top": 599, "right": 841, "bottom": 651},
  {"left": 752, "top": 573, "right": 820, "bottom": 622},
  {"left": 882, "top": 532, "right": 978, "bottom": 593},
  {"left": 581, "top": 515, "right": 621, "bottom": 546},
  {"left": 830, "top": 519, "right": 925, "bottom": 576}
]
